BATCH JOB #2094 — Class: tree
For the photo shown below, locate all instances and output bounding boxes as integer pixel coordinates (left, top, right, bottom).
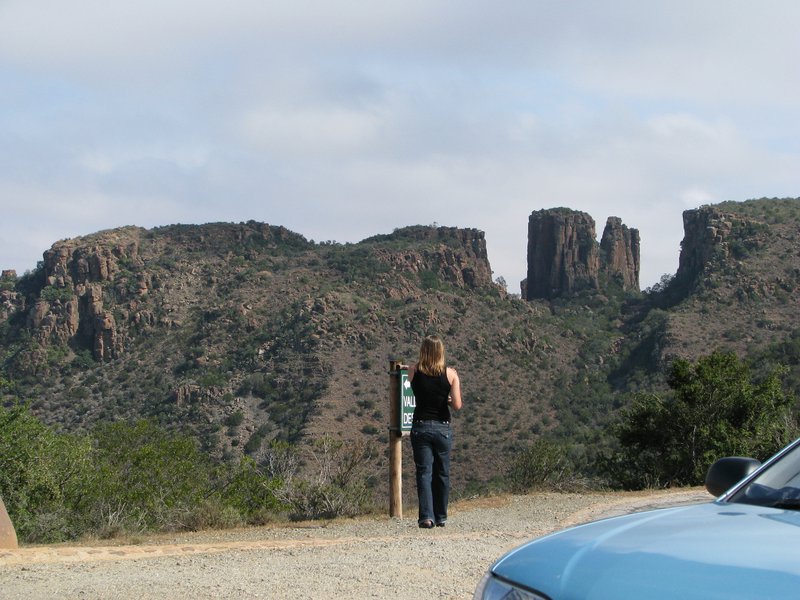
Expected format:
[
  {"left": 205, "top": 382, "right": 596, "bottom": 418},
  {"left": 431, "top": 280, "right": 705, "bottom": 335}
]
[
  {"left": 604, "top": 351, "right": 798, "bottom": 489},
  {"left": 0, "top": 400, "right": 92, "bottom": 541},
  {"left": 79, "top": 420, "right": 216, "bottom": 533},
  {"left": 0, "top": 391, "right": 290, "bottom": 541}
]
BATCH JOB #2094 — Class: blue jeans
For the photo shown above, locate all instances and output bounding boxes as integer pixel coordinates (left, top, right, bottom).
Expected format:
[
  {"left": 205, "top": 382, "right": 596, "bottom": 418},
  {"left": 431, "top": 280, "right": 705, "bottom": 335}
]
[{"left": 410, "top": 420, "right": 452, "bottom": 525}]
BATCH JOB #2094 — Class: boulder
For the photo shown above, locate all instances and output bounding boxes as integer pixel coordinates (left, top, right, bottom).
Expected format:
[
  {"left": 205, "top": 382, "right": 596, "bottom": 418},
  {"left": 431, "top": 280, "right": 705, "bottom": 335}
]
[{"left": 0, "top": 497, "right": 18, "bottom": 549}]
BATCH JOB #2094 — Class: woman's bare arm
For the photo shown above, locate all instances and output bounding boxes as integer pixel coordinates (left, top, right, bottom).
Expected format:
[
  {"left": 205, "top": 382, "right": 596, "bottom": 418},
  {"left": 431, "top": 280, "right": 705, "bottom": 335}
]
[{"left": 447, "top": 367, "right": 462, "bottom": 410}]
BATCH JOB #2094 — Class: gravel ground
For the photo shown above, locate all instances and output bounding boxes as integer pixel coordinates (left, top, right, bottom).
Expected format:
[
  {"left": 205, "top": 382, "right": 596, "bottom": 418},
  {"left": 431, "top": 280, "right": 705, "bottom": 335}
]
[{"left": 0, "top": 488, "right": 711, "bottom": 599}]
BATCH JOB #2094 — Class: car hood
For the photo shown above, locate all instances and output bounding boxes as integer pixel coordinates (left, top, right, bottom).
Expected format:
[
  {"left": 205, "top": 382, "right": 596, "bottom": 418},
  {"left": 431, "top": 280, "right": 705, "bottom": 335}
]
[{"left": 491, "top": 501, "right": 800, "bottom": 600}]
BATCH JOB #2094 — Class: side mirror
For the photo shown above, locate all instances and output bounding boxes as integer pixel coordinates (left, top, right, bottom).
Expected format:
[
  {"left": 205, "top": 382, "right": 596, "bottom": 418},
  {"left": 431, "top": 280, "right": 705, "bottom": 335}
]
[{"left": 705, "top": 457, "right": 762, "bottom": 497}]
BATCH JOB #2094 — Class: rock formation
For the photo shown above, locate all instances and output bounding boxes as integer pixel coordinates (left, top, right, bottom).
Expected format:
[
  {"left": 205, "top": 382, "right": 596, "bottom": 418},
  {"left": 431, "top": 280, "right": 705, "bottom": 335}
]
[
  {"left": 8, "top": 222, "right": 496, "bottom": 374},
  {"left": 0, "top": 290, "right": 19, "bottom": 324},
  {"left": 673, "top": 205, "right": 764, "bottom": 294},
  {"left": 600, "top": 217, "right": 640, "bottom": 291},
  {"left": 20, "top": 231, "right": 146, "bottom": 362},
  {"left": 371, "top": 226, "right": 494, "bottom": 291},
  {"left": 525, "top": 209, "right": 600, "bottom": 300},
  {"left": 524, "top": 209, "right": 640, "bottom": 300},
  {"left": 677, "top": 207, "right": 736, "bottom": 282}
]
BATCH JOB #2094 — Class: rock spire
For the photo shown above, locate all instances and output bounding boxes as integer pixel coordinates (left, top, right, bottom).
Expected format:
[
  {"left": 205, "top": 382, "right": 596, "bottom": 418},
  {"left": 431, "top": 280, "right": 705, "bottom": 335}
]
[{"left": 524, "top": 208, "right": 640, "bottom": 300}]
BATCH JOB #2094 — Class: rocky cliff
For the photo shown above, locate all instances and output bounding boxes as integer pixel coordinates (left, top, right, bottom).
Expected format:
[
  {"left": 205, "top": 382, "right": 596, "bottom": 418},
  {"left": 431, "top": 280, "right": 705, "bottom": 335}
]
[
  {"left": 4, "top": 223, "right": 315, "bottom": 373},
  {"left": 600, "top": 217, "right": 640, "bottom": 291},
  {"left": 35, "top": 235, "right": 143, "bottom": 360},
  {"left": 367, "top": 225, "right": 493, "bottom": 292},
  {"left": 524, "top": 208, "right": 639, "bottom": 300},
  {"left": 674, "top": 206, "right": 760, "bottom": 289},
  {"left": 524, "top": 209, "right": 599, "bottom": 300}
]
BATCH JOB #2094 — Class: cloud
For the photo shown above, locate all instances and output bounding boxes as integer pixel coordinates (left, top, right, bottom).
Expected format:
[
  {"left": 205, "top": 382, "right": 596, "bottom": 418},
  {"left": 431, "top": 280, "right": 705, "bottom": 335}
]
[
  {"left": 1, "top": 0, "right": 800, "bottom": 293},
  {"left": 237, "top": 106, "right": 382, "bottom": 156}
]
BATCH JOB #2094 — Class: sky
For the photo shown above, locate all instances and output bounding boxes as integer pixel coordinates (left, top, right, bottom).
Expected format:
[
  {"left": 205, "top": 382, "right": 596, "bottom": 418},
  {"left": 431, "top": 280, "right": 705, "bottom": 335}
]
[{"left": 1, "top": 1, "right": 799, "bottom": 292}]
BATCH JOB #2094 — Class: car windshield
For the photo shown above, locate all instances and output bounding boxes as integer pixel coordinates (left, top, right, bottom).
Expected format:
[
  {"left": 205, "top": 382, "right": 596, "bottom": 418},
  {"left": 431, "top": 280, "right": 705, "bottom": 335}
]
[{"left": 728, "top": 441, "right": 800, "bottom": 509}]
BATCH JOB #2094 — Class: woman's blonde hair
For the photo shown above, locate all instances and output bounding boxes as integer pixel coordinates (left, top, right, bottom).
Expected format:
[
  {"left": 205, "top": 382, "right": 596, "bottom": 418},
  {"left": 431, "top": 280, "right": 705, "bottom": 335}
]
[{"left": 417, "top": 336, "right": 445, "bottom": 376}]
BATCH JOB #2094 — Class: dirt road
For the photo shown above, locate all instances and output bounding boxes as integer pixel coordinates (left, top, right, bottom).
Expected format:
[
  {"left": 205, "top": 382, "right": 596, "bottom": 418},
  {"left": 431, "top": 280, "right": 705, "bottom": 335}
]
[{"left": 0, "top": 488, "right": 711, "bottom": 599}]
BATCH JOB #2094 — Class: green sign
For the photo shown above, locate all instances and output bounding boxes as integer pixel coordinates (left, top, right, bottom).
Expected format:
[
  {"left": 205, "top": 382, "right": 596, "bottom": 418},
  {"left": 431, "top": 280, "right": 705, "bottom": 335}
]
[{"left": 399, "top": 369, "right": 416, "bottom": 432}]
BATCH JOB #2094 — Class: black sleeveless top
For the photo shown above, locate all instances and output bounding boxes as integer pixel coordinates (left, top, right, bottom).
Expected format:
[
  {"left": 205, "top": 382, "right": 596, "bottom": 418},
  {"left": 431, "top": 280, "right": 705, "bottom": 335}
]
[{"left": 411, "top": 368, "right": 451, "bottom": 423}]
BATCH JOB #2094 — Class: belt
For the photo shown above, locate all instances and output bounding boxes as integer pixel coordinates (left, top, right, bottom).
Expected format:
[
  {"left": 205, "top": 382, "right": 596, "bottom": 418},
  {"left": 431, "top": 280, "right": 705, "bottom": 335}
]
[{"left": 413, "top": 419, "right": 450, "bottom": 424}]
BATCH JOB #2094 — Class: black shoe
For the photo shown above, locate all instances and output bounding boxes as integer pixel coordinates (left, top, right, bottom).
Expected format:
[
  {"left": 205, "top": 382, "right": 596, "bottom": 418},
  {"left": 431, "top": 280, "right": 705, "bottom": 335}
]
[
  {"left": 419, "top": 520, "right": 434, "bottom": 529},
  {"left": 435, "top": 522, "right": 445, "bottom": 527}
]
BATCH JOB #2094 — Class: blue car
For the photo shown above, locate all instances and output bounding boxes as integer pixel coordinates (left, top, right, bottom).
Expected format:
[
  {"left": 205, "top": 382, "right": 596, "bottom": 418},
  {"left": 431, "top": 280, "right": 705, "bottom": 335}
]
[{"left": 473, "top": 438, "right": 800, "bottom": 600}]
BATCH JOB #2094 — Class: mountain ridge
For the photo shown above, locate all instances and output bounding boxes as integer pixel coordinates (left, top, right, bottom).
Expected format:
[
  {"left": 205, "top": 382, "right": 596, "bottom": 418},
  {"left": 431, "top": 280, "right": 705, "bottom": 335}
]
[{"left": 2, "top": 198, "right": 800, "bottom": 494}]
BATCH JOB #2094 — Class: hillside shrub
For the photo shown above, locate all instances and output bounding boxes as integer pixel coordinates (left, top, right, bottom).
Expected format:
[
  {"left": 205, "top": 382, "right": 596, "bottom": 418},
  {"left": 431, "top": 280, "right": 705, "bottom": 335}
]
[
  {"left": 277, "top": 436, "right": 379, "bottom": 520},
  {"left": 40, "top": 286, "right": 74, "bottom": 303},
  {"left": 225, "top": 411, "right": 245, "bottom": 427},
  {"left": 213, "top": 456, "right": 286, "bottom": 525},
  {"left": 239, "top": 373, "right": 273, "bottom": 398},
  {"left": 418, "top": 270, "right": 441, "bottom": 290},
  {"left": 506, "top": 438, "right": 578, "bottom": 492}
]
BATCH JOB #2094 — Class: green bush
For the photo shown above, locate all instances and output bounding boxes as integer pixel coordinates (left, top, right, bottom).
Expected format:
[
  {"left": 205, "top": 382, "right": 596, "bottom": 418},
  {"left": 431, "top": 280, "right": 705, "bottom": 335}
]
[
  {"left": 198, "top": 370, "right": 227, "bottom": 387},
  {"left": 244, "top": 429, "right": 267, "bottom": 454},
  {"left": 216, "top": 456, "right": 286, "bottom": 523},
  {"left": 239, "top": 373, "right": 273, "bottom": 399},
  {"left": 418, "top": 270, "right": 441, "bottom": 290},
  {"left": 0, "top": 401, "right": 93, "bottom": 542},
  {"left": 40, "top": 285, "right": 74, "bottom": 303},
  {"left": 78, "top": 420, "right": 216, "bottom": 533},
  {"left": 225, "top": 411, "right": 245, "bottom": 427},
  {"left": 180, "top": 498, "right": 243, "bottom": 531},
  {"left": 506, "top": 438, "right": 576, "bottom": 492},
  {"left": 71, "top": 349, "right": 96, "bottom": 369},
  {"left": 602, "top": 351, "right": 798, "bottom": 489},
  {"left": 0, "top": 399, "right": 371, "bottom": 542}
]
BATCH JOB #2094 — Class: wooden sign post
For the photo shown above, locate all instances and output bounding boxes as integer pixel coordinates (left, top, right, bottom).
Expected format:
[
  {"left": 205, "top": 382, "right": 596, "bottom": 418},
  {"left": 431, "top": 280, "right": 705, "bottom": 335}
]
[{"left": 388, "top": 360, "right": 404, "bottom": 518}]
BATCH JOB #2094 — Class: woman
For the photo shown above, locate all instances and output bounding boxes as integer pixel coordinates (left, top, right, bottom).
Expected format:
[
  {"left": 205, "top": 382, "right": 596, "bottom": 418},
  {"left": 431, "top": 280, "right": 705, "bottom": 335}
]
[{"left": 407, "top": 335, "right": 463, "bottom": 529}]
